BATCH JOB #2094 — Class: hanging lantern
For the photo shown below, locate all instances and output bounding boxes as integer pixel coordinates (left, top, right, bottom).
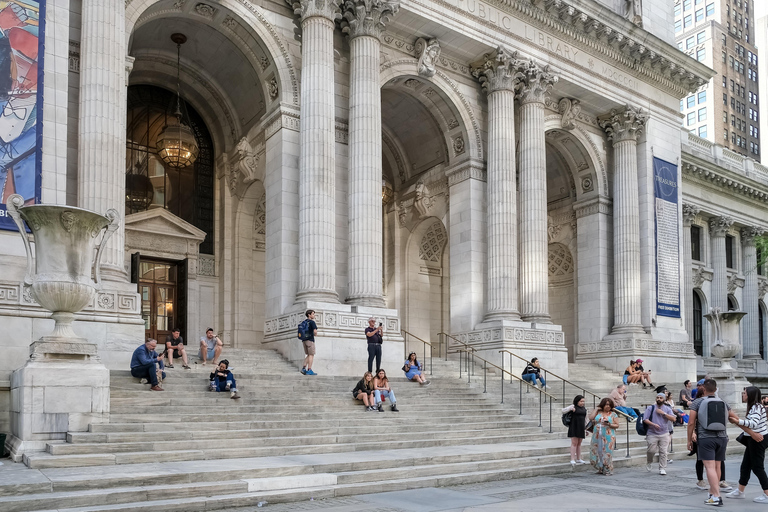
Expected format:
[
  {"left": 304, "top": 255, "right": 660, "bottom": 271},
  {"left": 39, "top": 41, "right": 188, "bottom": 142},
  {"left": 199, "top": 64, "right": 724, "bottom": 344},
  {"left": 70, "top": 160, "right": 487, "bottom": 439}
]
[
  {"left": 156, "top": 33, "right": 199, "bottom": 168},
  {"left": 125, "top": 173, "right": 154, "bottom": 211},
  {"left": 382, "top": 177, "right": 393, "bottom": 205}
]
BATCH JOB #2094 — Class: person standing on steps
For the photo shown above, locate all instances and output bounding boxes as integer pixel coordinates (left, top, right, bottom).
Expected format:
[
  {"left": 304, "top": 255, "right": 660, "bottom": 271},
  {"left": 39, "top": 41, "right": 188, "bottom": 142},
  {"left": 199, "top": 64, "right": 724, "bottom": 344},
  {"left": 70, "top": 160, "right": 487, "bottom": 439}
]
[
  {"left": 373, "top": 368, "right": 399, "bottom": 412},
  {"left": 643, "top": 392, "right": 677, "bottom": 476},
  {"left": 365, "top": 317, "right": 383, "bottom": 373},
  {"left": 688, "top": 378, "right": 735, "bottom": 506},
  {"left": 562, "top": 394, "right": 587, "bottom": 466},
  {"left": 199, "top": 328, "right": 223, "bottom": 366},
  {"left": 725, "top": 386, "right": 768, "bottom": 502},
  {"left": 521, "top": 357, "right": 546, "bottom": 388},
  {"left": 608, "top": 383, "right": 639, "bottom": 421},
  {"left": 589, "top": 398, "right": 619, "bottom": 475},
  {"left": 130, "top": 338, "right": 165, "bottom": 391},
  {"left": 298, "top": 310, "right": 318, "bottom": 375}
]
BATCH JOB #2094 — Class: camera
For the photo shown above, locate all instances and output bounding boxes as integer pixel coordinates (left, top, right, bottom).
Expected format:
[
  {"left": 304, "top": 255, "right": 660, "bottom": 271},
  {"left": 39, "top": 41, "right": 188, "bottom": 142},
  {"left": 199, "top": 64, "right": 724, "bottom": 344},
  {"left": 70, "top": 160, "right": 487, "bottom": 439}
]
[{"left": 379, "top": 323, "right": 382, "bottom": 327}]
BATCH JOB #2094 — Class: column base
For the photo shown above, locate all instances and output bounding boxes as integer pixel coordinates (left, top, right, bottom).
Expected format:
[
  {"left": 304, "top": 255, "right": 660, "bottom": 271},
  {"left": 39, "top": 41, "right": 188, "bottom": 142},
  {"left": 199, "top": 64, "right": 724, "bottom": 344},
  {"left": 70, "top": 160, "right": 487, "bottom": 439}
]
[
  {"left": 609, "top": 324, "right": 646, "bottom": 335},
  {"left": 453, "top": 320, "right": 568, "bottom": 377},
  {"left": 346, "top": 296, "right": 386, "bottom": 308},
  {"left": 9, "top": 342, "right": 110, "bottom": 462},
  {"left": 265, "top": 301, "right": 403, "bottom": 376},
  {"left": 295, "top": 290, "right": 340, "bottom": 304},
  {"left": 521, "top": 315, "right": 552, "bottom": 325},
  {"left": 483, "top": 311, "right": 521, "bottom": 322}
]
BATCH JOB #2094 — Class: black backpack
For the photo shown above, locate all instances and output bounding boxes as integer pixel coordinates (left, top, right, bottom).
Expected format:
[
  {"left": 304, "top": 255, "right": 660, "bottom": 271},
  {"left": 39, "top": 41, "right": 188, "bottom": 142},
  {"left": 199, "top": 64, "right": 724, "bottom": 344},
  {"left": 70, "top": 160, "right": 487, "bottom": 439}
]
[{"left": 636, "top": 405, "right": 655, "bottom": 436}]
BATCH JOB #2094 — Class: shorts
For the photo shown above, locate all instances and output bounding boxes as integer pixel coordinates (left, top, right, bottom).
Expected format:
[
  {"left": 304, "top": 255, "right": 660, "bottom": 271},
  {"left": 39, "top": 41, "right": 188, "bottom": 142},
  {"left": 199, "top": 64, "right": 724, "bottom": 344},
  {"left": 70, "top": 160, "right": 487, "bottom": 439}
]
[
  {"left": 697, "top": 436, "right": 727, "bottom": 461},
  {"left": 303, "top": 340, "right": 316, "bottom": 356},
  {"left": 198, "top": 347, "right": 215, "bottom": 360}
]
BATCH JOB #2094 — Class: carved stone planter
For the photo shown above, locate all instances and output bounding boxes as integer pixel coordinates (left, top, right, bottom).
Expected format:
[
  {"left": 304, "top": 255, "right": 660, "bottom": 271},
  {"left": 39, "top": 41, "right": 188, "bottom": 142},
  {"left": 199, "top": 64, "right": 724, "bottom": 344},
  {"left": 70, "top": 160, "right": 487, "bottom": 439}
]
[{"left": 704, "top": 308, "right": 746, "bottom": 371}]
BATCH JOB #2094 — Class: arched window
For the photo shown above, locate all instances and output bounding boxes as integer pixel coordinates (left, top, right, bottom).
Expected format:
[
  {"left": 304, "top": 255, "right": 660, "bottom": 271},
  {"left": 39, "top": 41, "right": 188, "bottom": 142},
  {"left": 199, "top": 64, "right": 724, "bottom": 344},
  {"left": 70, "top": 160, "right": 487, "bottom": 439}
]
[
  {"left": 125, "top": 85, "right": 215, "bottom": 254},
  {"left": 693, "top": 291, "right": 703, "bottom": 356},
  {"left": 727, "top": 295, "right": 738, "bottom": 311}
]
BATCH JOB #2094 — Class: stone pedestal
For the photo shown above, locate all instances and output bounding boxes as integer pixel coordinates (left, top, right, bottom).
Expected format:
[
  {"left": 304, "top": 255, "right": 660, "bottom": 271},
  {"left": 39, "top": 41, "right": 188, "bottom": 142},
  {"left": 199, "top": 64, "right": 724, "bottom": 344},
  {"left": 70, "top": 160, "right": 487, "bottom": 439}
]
[
  {"left": 707, "top": 369, "right": 751, "bottom": 407},
  {"left": 265, "top": 302, "right": 404, "bottom": 376},
  {"left": 7, "top": 342, "right": 109, "bottom": 462}
]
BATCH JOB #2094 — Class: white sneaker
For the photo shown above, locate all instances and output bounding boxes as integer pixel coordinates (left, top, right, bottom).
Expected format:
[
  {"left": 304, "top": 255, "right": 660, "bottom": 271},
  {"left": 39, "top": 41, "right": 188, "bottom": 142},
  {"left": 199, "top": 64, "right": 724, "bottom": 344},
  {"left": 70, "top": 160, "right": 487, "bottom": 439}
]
[
  {"left": 755, "top": 494, "right": 768, "bottom": 503},
  {"left": 725, "top": 490, "right": 745, "bottom": 499},
  {"left": 659, "top": 469, "right": 667, "bottom": 475},
  {"left": 570, "top": 460, "right": 576, "bottom": 466},
  {"left": 576, "top": 459, "right": 587, "bottom": 464},
  {"left": 646, "top": 463, "right": 653, "bottom": 472}
]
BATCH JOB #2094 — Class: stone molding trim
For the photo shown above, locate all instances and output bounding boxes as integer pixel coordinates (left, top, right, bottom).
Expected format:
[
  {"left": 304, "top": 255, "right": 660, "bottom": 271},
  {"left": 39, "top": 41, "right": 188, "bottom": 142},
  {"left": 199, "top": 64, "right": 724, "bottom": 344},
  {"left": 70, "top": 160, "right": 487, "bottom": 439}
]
[
  {"left": 577, "top": 337, "right": 694, "bottom": 355},
  {"left": 287, "top": 0, "right": 342, "bottom": 23},
  {"left": 341, "top": 0, "right": 400, "bottom": 40},
  {"left": 598, "top": 105, "right": 648, "bottom": 143},
  {"left": 708, "top": 216, "right": 734, "bottom": 237},
  {"left": 573, "top": 196, "right": 612, "bottom": 218},
  {"left": 741, "top": 226, "right": 764, "bottom": 246},
  {"left": 411, "top": 0, "right": 710, "bottom": 96},
  {"left": 264, "top": 309, "right": 401, "bottom": 340},
  {"left": 445, "top": 159, "right": 486, "bottom": 186},
  {"left": 0, "top": 280, "right": 141, "bottom": 316},
  {"left": 452, "top": 326, "right": 565, "bottom": 346},
  {"left": 682, "top": 162, "right": 768, "bottom": 205},
  {"left": 692, "top": 265, "right": 713, "bottom": 288},
  {"left": 261, "top": 105, "right": 301, "bottom": 140}
]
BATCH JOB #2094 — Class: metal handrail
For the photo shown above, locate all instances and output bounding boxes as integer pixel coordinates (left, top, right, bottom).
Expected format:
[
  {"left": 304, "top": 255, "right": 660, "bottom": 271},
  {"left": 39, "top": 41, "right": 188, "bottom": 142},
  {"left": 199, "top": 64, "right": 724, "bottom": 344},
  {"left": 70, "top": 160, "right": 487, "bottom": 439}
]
[{"left": 401, "top": 329, "right": 434, "bottom": 376}]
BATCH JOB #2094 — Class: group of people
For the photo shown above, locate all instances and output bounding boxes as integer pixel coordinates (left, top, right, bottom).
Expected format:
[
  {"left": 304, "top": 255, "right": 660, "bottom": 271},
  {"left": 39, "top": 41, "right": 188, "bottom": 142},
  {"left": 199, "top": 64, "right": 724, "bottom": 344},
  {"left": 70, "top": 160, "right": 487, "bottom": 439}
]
[
  {"left": 129, "top": 327, "right": 239, "bottom": 398},
  {"left": 623, "top": 359, "right": 654, "bottom": 388}
]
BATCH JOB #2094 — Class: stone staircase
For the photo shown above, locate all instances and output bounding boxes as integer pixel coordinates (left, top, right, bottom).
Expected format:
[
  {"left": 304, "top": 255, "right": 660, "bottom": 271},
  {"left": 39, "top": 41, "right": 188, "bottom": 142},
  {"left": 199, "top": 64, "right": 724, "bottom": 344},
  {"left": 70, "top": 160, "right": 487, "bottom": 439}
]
[{"left": 0, "top": 348, "right": 742, "bottom": 512}]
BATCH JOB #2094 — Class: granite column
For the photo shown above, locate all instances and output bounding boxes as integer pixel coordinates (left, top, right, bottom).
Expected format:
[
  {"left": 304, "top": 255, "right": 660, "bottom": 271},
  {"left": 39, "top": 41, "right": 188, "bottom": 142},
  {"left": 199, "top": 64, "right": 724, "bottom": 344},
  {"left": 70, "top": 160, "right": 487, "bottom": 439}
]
[
  {"left": 289, "top": 0, "right": 342, "bottom": 303},
  {"left": 599, "top": 106, "right": 648, "bottom": 335},
  {"left": 472, "top": 47, "right": 521, "bottom": 321},
  {"left": 517, "top": 59, "right": 557, "bottom": 323},
  {"left": 342, "top": 0, "right": 399, "bottom": 307}
]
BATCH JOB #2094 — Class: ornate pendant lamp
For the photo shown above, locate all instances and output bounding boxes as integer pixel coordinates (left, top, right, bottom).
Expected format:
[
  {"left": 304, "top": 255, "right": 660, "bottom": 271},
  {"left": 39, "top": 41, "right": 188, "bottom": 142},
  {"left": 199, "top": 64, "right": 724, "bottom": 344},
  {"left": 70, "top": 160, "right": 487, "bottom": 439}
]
[{"left": 156, "top": 33, "right": 199, "bottom": 168}]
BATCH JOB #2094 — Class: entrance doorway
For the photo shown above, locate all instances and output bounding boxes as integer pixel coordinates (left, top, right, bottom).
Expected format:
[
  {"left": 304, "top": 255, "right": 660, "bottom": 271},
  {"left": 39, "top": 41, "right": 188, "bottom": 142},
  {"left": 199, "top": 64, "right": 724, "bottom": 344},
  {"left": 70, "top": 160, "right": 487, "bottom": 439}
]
[{"left": 137, "top": 259, "right": 178, "bottom": 343}]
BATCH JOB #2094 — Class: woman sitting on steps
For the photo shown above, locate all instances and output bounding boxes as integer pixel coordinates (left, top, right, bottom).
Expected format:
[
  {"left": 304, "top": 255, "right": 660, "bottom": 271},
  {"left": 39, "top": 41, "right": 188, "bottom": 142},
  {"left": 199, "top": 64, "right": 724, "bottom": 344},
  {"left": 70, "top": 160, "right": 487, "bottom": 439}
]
[
  {"left": 403, "top": 352, "right": 430, "bottom": 386},
  {"left": 373, "top": 369, "right": 399, "bottom": 412},
  {"left": 352, "top": 371, "right": 377, "bottom": 411}
]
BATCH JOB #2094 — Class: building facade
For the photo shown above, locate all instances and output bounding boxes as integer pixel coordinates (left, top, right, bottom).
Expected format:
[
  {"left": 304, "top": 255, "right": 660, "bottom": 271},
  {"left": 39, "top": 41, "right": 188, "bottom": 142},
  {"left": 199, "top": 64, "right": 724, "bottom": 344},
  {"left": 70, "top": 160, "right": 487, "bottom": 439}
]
[
  {"left": 9, "top": 0, "right": 768, "bottom": 440},
  {"left": 675, "top": 0, "right": 761, "bottom": 159}
]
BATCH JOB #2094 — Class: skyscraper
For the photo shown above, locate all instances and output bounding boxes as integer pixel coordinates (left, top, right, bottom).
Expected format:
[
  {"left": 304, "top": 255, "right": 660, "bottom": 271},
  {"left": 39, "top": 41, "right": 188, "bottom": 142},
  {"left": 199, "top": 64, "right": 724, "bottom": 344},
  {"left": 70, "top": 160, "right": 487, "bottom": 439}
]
[{"left": 675, "top": 0, "right": 761, "bottom": 161}]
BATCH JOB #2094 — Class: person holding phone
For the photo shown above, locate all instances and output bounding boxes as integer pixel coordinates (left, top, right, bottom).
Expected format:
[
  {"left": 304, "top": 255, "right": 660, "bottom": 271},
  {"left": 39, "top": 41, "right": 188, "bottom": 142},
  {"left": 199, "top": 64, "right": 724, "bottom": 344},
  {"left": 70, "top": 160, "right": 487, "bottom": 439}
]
[
  {"left": 365, "top": 317, "right": 384, "bottom": 373},
  {"left": 589, "top": 398, "right": 620, "bottom": 475},
  {"left": 403, "top": 351, "right": 429, "bottom": 385}
]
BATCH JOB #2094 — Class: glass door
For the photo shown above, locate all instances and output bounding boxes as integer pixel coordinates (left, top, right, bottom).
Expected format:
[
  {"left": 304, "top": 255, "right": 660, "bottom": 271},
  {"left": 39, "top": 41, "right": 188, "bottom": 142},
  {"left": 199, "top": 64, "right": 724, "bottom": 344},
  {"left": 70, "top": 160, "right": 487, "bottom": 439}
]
[{"left": 138, "top": 260, "right": 177, "bottom": 342}]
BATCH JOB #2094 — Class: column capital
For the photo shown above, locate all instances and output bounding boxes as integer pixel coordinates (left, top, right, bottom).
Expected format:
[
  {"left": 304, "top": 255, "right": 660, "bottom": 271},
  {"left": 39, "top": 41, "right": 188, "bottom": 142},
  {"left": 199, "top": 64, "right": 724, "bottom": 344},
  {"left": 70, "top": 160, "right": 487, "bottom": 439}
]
[
  {"left": 598, "top": 105, "right": 648, "bottom": 143},
  {"left": 514, "top": 59, "right": 558, "bottom": 104},
  {"left": 341, "top": 0, "right": 400, "bottom": 40},
  {"left": 288, "top": 0, "right": 342, "bottom": 23},
  {"left": 471, "top": 46, "right": 520, "bottom": 94},
  {"left": 682, "top": 203, "right": 700, "bottom": 227},
  {"left": 741, "top": 226, "right": 764, "bottom": 246},
  {"left": 709, "top": 216, "right": 734, "bottom": 237}
]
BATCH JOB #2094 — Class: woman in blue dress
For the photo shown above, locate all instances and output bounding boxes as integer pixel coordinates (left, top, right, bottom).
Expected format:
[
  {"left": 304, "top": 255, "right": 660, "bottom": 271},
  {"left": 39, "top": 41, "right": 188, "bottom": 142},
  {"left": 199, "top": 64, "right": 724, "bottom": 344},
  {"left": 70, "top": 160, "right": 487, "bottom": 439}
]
[{"left": 403, "top": 352, "right": 429, "bottom": 386}]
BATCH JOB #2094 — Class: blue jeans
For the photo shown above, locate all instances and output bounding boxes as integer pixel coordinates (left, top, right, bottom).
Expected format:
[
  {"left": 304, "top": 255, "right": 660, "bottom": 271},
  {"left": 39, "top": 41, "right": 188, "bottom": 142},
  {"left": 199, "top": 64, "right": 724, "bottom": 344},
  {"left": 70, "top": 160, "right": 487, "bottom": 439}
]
[
  {"left": 374, "top": 389, "right": 396, "bottom": 404},
  {"left": 616, "top": 406, "right": 638, "bottom": 419},
  {"left": 522, "top": 373, "right": 545, "bottom": 386},
  {"left": 131, "top": 363, "right": 159, "bottom": 386},
  {"left": 211, "top": 376, "right": 237, "bottom": 392},
  {"left": 622, "top": 374, "right": 628, "bottom": 385}
]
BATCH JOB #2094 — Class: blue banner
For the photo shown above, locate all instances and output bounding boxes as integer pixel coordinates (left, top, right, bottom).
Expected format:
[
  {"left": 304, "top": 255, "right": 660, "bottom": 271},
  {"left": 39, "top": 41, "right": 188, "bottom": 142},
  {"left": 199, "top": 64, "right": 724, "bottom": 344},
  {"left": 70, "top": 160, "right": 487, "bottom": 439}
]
[
  {"left": 0, "top": 0, "right": 45, "bottom": 230},
  {"left": 653, "top": 157, "right": 681, "bottom": 318}
]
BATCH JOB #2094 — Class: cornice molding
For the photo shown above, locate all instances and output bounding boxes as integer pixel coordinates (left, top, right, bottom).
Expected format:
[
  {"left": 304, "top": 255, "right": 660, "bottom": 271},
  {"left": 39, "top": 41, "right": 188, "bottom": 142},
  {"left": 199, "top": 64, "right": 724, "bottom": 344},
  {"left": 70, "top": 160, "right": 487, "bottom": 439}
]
[{"left": 681, "top": 160, "right": 768, "bottom": 205}]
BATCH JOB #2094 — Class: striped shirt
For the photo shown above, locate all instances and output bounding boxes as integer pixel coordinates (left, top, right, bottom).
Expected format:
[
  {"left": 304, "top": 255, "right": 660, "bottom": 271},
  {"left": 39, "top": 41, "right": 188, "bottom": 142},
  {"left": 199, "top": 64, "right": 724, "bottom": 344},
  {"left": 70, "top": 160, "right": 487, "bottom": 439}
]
[{"left": 739, "top": 404, "right": 768, "bottom": 435}]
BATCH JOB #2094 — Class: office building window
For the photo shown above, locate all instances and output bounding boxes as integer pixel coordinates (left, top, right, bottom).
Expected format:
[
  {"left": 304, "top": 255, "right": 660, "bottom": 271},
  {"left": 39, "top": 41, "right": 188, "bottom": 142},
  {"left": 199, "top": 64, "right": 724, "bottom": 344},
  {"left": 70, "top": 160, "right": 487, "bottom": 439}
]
[
  {"left": 706, "top": 3, "right": 714, "bottom": 16},
  {"left": 697, "top": 48, "right": 706, "bottom": 61},
  {"left": 695, "top": 8, "right": 704, "bottom": 21},
  {"left": 697, "top": 91, "right": 706, "bottom": 104},
  {"left": 698, "top": 125, "right": 707, "bottom": 137},
  {"left": 687, "top": 112, "right": 696, "bottom": 125},
  {"left": 697, "top": 32, "right": 706, "bottom": 44},
  {"left": 698, "top": 108, "right": 707, "bottom": 121},
  {"left": 685, "top": 14, "right": 692, "bottom": 27},
  {"left": 687, "top": 96, "right": 696, "bottom": 108}
]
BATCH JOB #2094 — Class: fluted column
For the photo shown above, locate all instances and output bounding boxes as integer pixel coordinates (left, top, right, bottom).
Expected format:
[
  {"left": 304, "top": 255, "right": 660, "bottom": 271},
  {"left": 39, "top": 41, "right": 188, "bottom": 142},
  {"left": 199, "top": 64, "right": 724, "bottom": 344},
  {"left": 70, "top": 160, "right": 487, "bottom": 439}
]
[
  {"left": 517, "top": 59, "right": 557, "bottom": 323},
  {"left": 682, "top": 204, "right": 700, "bottom": 344},
  {"left": 289, "top": 0, "right": 342, "bottom": 303},
  {"left": 742, "top": 226, "right": 763, "bottom": 357},
  {"left": 599, "top": 106, "right": 648, "bottom": 334},
  {"left": 342, "top": 0, "right": 399, "bottom": 307},
  {"left": 709, "top": 216, "right": 733, "bottom": 313},
  {"left": 77, "top": 0, "right": 127, "bottom": 279},
  {"left": 472, "top": 47, "right": 521, "bottom": 321}
]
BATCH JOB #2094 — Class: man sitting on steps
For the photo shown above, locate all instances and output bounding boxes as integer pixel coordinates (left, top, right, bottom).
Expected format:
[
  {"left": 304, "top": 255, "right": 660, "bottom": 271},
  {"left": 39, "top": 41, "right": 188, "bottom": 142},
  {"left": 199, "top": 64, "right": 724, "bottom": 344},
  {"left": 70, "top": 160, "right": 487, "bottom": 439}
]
[
  {"left": 521, "top": 357, "right": 546, "bottom": 388},
  {"left": 130, "top": 338, "right": 165, "bottom": 391},
  {"left": 199, "top": 328, "right": 223, "bottom": 366},
  {"left": 608, "top": 383, "right": 639, "bottom": 421}
]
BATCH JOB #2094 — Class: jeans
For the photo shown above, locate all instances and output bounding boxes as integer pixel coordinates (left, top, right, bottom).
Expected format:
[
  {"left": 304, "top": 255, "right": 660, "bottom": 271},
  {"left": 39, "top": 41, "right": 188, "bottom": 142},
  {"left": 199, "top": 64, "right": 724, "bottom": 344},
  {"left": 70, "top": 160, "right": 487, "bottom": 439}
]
[
  {"left": 374, "top": 389, "right": 396, "bottom": 405},
  {"left": 623, "top": 374, "right": 628, "bottom": 385},
  {"left": 367, "top": 344, "right": 382, "bottom": 373},
  {"left": 739, "top": 437, "right": 768, "bottom": 490},
  {"left": 616, "top": 406, "right": 638, "bottom": 419},
  {"left": 131, "top": 363, "right": 158, "bottom": 386},
  {"left": 647, "top": 432, "right": 671, "bottom": 469},
  {"left": 522, "top": 373, "right": 545, "bottom": 386},
  {"left": 211, "top": 376, "right": 237, "bottom": 392}
]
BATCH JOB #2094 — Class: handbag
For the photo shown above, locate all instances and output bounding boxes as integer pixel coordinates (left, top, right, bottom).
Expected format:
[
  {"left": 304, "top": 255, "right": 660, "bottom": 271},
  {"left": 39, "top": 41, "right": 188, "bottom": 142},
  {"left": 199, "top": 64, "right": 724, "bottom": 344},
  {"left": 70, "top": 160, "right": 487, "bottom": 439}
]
[
  {"left": 585, "top": 419, "right": 595, "bottom": 434},
  {"left": 736, "top": 432, "right": 750, "bottom": 446},
  {"left": 562, "top": 411, "right": 573, "bottom": 427},
  {"left": 402, "top": 363, "right": 410, "bottom": 372}
]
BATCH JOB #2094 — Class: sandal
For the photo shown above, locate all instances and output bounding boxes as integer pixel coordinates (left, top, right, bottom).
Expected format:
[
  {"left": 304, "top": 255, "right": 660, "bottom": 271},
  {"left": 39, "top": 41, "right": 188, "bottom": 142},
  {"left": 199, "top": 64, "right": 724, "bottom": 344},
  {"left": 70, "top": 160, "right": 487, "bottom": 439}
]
[
  {"left": 182, "top": 365, "right": 191, "bottom": 369},
  {"left": 167, "top": 364, "right": 174, "bottom": 368}
]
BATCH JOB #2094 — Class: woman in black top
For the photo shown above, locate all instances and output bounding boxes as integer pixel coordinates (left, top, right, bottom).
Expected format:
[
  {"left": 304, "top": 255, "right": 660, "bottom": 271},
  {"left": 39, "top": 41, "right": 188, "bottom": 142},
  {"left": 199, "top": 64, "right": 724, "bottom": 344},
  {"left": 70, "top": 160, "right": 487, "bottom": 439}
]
[
  {"left": 352, "top": 371, "right": 377, "bottom": 411},
  {"left": 562, "top": 394, "right": 587, "bottom": 466}
]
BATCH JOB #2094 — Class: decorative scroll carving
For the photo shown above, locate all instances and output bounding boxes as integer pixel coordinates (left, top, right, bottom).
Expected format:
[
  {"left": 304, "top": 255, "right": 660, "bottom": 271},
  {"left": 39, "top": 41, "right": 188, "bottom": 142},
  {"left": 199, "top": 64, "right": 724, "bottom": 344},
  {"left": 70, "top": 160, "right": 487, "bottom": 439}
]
[
  {"left": 341, "top": 0, "right": 400, "bottom": 40},
  {"left": 413, "top": 181, "right": 434, "bottom": 218},
  {"left": 727, "top": 274, "right": 744, "bottom": 294},
  {"left": 228, "top": 138, "right": 260, "bottom": 197},
  {"left": 415, "top": 37, "right": 440, "bottom": 78},
  {"left": 682, "top": 203, "right": 700, "bottom": 226},
  {"left": 558, "top": 98, "right": 581, "bottom": 130},
  {"left": 598, "top": 105, "right": 648, "bottom": 143},
  {"left": 759, "top": 279, "right": 768, "bottom": 298}
]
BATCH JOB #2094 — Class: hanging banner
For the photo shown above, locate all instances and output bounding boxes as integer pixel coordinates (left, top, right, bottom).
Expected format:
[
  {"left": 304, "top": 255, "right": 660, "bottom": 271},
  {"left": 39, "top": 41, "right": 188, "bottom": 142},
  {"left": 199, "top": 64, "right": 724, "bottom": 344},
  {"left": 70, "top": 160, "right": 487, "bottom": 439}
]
[
  {"left": 654, "top": 156, "right": 681, "bottom": 318},
  {"left": 0, "top": 0, "right": 44, "bottom": 231}
]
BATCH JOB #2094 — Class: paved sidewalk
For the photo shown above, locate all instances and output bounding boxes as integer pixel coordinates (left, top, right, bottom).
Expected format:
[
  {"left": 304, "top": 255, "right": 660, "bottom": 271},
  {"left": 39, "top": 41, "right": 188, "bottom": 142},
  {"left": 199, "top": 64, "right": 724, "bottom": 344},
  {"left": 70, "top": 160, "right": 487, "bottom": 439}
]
[{"left": 225, "top": 458, "right": 767, "bottom": 512}]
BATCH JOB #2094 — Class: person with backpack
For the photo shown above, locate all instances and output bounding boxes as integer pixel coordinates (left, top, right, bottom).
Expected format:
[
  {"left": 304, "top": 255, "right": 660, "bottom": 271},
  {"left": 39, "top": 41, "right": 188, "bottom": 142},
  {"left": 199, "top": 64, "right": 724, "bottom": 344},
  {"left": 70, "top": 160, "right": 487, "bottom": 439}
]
[
  {"left": 562, "top": 395, "right": 587, "bottom": 466},
  {"left": 642, "top": 392, "right": 677, "bottom": 475},
  {"left": 725, "top": 386, "right": 768, "bottom": 502},
  {"left": 688, "top": 378, "right": 734, "bottom": 506},
  {"left": 297, "top": 310, "right": 318, "bottom": 375}
]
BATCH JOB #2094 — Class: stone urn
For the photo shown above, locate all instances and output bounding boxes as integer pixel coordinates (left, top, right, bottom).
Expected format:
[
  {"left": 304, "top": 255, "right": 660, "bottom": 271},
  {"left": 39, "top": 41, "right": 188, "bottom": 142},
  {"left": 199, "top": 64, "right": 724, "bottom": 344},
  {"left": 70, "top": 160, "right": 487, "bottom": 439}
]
[
  {"left": 6, "top": 194, "right": 118, "bottom": 348},
  {"left": 704, "top": 307, "right": 747, "bottom": 371}
]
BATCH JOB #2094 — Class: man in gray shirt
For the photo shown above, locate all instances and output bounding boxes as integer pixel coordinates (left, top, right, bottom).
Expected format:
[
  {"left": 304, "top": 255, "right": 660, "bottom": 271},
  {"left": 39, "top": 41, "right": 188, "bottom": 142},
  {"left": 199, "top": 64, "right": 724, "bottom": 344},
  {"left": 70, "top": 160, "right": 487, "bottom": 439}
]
[{"left": 643, "top": 392, "right": 677, "bottom": 475}]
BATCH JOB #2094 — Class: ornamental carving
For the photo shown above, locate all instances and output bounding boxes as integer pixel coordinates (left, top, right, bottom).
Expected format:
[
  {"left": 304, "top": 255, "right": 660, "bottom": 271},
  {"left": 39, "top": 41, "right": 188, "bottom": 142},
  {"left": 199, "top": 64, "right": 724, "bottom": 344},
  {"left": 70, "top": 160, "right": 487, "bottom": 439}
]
[
  {"left": 709, "top": 216, "right": 734, "bottom": 238},
  {"left": 223, "top": 16, "right": 237, "bottom": 29},
  {"left": 727, "top": 274, "right": 743, "bottom": 294},
  {"left": 624, "top": 0, "right": 643, "bottom": 27},
  {"left": 341, "top": 0, "right": 400, "bottom": 40},
  {"left": 413, "top": 181, "right": 434, "bottom": 218},
  {"left": 255, "top": 194, "right": 266, "bottom": 236},
  {"left": 97, "top": 293, "right": 115, "bottom": 310},
  {"left": 558, "top": 98, "right": 581, "bottom": 130},
  {"left": 548, "top": 243, "right": 574, "bottom": 277},
  {"left": 60, "top": 211, "right": 75, "bottom": 232},
  {"left": 415, "top": 37, "right": 440, "bottom": 78},
  {"left": 287, "top": 0, "right": 342, "bottom": 22},
  {"left": 471, "top": 46, "right": 519, "bottom": 93},
  {"left": 268, "top": 77, "right": 279, "bottom": 100},
  {"left": 515, "top": 59, "right": 558, "bottom": 104},
  {"left": 228, "top": 138, "right": 260, "bottom": 197},
  {"left": 580, "top": 176, "right": 593, "bottom": 192},
  {"left": 759, "top": 279, "right": 768, "bottom": 298},
  {"left": 418, "top": 221, "right": 447, "bottom": 262},
  {"left": 682, "top": 203, "right": 700, "bottom": 226},
  {"left": 396, "top": 201, "right": 410, "bottom": 227},
  {"left": 692, "top": 267, "right": 712, "bottom": 288},
  {"left": 741, "top": 226, "right": 764, "bottom": 246},
  {"left": 452, "top": 135, "right": 465, "bottom": 155},
  {"left": 598, "top": 105, "right": 648, "bottom": 143},
  {"left": 194, "top": 3, "right": 215, "bottom": 18}
]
